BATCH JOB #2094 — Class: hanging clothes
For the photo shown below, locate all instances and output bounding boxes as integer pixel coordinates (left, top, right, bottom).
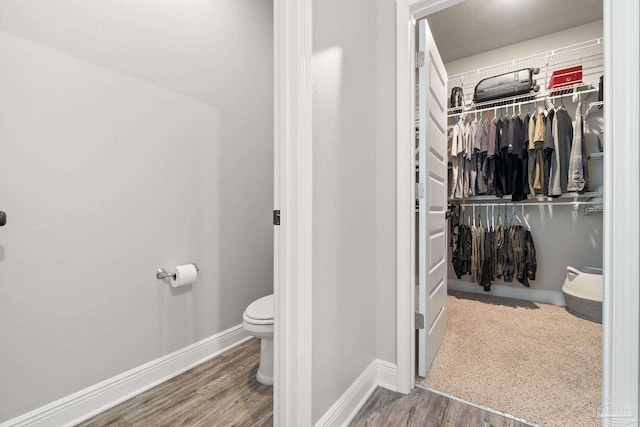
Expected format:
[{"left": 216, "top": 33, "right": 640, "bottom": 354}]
[
  {"left": 449, "top": 209, "right": 536, "bottom": 290},
  {"left": 567, "top": 101, "right": 589, "bottom": 192},
  {"left": 453, "top": 220, "right": 472, "bottom": 279},
  {"left": 487, "top": 118, "right": 497, "bottom": 195},
  {"left": 520, "top": 228, "right": 537, "bottom": 286},
  {"left": 477, "top": 119, "right": 490, "bottom": 195},
  {"left": 511, "top": 225, "right": 525, "bottom": 283},
  {"left": 533, "top": 109, "right": 546, "bottom": 194},
  {"left": 480, "top": 224, "right": 494, "bottom": 291},
  {"left": 451, "top": 117, "right": 466, "bottom": 199},
  {"left": 511, "top": 115, "right": 528, "bottom": 202},
  {"left": 549, "top": 105, "right": 573, "bottom": 196},
  {"left": 542, "top": 108, "right": 555, "bottom": 196},
  {"left": 502, "top": 224, "right": 515, "bottom": 282},
  {"left": 522, "top": 112, "right": 531, "bottom": 197},
  {"left": 494, "top": 118, "right": 508, "bottom": 198},
  {"left": 470, "top": 219, "right": 483, "bottom": 283},
  {"left": 495, "top": 215, "right": 505, "bottom": 279},
  {"left": 527, "top": 112, "right": 538, "bottom": 195}
]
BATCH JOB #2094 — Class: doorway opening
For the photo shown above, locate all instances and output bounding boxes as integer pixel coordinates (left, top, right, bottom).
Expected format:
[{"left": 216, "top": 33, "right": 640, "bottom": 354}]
[{"left": 411, "top": 1, "right": 607, "bottom": 425}]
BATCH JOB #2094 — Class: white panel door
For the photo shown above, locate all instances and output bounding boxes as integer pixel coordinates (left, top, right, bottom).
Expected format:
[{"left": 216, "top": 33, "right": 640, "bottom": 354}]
[{"left": 417, "top": 18, "right": 448, "bottom": 377}]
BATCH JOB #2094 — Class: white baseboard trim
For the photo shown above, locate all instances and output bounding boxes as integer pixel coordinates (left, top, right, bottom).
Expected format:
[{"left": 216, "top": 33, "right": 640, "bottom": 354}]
[
  {"left": 314, "top": 359, "right": 398, "bottom": 427},
  {"left": 2, "top": 325, "right": 250, "bottom": 427},
  {"left": 376, "top": 360, "right": 398, "bottom": 392},
  {"left": 449, "top": 279, "right": 566, "bottom": 306}
]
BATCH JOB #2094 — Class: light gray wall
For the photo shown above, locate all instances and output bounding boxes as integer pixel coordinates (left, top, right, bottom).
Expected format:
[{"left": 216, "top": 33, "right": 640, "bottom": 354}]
[
  {"left": 312, "top": 0, "right": 378, "bottom": 422},
  {"left": 0, "top": 1, "right": 273, "bottom": 422},
  {"left": 375, "top": 0, "right": 399, "bottom": 366}
]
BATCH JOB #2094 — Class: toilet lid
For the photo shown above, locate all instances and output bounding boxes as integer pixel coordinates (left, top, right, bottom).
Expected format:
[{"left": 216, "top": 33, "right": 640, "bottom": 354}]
[{"left": 245, "top": 294, "right": 274, "bottom": 321}]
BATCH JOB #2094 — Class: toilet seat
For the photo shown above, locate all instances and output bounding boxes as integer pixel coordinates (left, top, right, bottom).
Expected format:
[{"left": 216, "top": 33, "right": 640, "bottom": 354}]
[{"left": 243, "top": 294, "right": 274, "bottom": 325}]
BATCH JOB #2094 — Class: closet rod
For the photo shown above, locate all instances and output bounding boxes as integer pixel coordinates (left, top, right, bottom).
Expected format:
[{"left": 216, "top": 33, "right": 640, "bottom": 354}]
[
  {"left": 447, "top": 86, "right": 599, "bottom": 118},
  {"left": 455, "top": 200, "right": 602, "bottom": 208}
]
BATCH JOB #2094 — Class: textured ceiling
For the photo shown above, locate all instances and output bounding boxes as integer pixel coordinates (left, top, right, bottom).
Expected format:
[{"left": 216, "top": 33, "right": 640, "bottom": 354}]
[{"left": 427, "top": 0, "right": 603, "bottom": 63}]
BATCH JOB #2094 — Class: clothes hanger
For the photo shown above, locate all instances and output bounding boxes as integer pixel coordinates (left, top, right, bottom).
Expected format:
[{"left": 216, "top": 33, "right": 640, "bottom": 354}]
[
  {"left": 491, "top": 205, "right": 495, "bottom": 230},
  {"left": 472, "top": 204, "right": 476, "bottom": 227},
  {"left": 522, "top": 204, "right": 531, "bottom": 231},
  {"left": 485, "top": 205, "right": 490, "bottom": 231},
  {"left": 510, "top": 204, "right": 522, "bottom": 226}
]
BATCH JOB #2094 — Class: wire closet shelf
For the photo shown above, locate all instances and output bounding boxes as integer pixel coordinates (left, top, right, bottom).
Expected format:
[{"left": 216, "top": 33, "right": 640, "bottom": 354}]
[
  {"left": 440, "top": 38, "right": 604, "bottom": 215},
  {"left": 446, "top": 38, "right": 604, "bottom": 117}
]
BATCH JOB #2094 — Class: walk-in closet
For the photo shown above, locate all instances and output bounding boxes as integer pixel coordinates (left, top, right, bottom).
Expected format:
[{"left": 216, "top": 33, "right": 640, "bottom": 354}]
[{"left": 414, "top": 1, "right": 604, "bottom": 425}]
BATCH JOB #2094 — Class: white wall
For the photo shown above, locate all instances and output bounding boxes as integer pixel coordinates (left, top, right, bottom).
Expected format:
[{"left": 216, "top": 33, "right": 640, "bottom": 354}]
[
  {"left": 0, "top": 1, "right": 273, "bottom": 422},
  {"left": 312, "top": 0, "right": 378, "bottom": 422},
  {"left": 375, "top": 0, "right": 399, "bottom": 367}
]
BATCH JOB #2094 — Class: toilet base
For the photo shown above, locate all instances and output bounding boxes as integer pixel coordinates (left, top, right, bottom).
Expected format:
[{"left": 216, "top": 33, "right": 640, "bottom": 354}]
[{"left": 256, "top": 337, "right": 274, "bottom": 385}]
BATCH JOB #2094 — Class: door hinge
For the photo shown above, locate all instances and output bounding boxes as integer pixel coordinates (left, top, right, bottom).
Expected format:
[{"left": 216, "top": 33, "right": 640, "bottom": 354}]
[
  {"left": 273, "top": 210, "right": 280, "bottom": 226},
  {"left": 416, "top": 182, "right": 425, "bottom": 200},
  {"left": 415, "top": 312, "right": 425, "bottom": 330},
  {"left": 416, "top": 51, "right": 425, "bottom": 68}
]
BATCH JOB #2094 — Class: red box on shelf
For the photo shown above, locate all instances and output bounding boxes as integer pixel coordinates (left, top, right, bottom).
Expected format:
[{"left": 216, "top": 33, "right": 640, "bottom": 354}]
[{"left": 548, "top": 66, "right": 583, "bottom": 90}]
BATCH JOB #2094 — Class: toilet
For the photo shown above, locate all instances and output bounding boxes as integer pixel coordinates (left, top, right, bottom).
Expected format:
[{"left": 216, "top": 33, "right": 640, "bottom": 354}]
[{"left": 242, "top": 294, "right": 274, "bottom": 385}]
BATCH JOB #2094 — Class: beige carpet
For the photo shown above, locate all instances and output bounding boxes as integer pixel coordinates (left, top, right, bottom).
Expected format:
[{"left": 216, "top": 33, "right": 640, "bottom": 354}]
[{"left": 418, "top": 290, "right": 602, "bottom": 427}]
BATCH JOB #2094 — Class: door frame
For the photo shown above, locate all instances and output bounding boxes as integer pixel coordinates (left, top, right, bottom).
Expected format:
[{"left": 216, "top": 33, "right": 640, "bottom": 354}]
[
  {"left": 273, "top": 0, "right": 313, "bottom": 425},
  {"left": 395, "top": 0, "right": 465, "bottom": 394},
  {"left": 395, "top": 0, "right": 640, "bottom": 422}
]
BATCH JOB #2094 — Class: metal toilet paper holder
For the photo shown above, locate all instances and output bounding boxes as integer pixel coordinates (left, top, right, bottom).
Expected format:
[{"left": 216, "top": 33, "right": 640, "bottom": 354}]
[{"left": 156, "top": 264, "right": 199, "bottom": 281}]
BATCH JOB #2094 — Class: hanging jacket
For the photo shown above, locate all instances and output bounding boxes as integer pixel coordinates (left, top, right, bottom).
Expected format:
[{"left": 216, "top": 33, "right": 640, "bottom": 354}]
[{"left": 480, "top": 227, "right": 494, "bottom": 291}]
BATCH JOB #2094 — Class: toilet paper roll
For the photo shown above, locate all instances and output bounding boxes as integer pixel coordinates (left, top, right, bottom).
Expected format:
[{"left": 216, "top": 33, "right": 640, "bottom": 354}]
[{"left": 169, "top": 264, "right": 198, "bottom": 288}]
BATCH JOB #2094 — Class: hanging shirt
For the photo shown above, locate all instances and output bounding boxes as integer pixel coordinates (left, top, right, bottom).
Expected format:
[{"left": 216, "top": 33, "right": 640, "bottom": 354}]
[
  {"left": 549, "top": 106, "right": 573, "bottom": 196},
  {"left": 534, "top": 110, "right": 546, "bottom": 143},
  {"left": 511, "top": 116, "right": 528, "bottom": 202},
  {"left": 528, "top": 113, "right": 538, "bottom": 195},
  {"left": 450, "top": 118, "right": 466, "bottom": 198},
  {"left": 488, "top": 120, "right": 497, "bottom": 158},
  {"left": 542, "top": 109, "right": 555, "bottom": 196},
  {"left": 494, "top": 118, "right": 507, "bottom": 197},
  {"left": 567, "top": 101, "right": 588, "bottom": 192}
]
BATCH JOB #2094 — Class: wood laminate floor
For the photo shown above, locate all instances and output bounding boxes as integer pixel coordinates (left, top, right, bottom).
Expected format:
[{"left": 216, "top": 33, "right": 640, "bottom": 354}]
[
  {"left": 75, "top": 339, "right": 272, "bottom": 427},
  {"left": 349, "top": 387, "right": 533, "bottom": 427},
  {"left": 76, "top": 339, "right": 534, "bottom": 427}
]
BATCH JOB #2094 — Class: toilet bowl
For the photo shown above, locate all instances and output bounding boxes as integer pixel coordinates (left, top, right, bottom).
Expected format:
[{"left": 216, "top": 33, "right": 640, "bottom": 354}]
[{"left": 242, "top": 294, "right": 274, "bottom": 385}]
